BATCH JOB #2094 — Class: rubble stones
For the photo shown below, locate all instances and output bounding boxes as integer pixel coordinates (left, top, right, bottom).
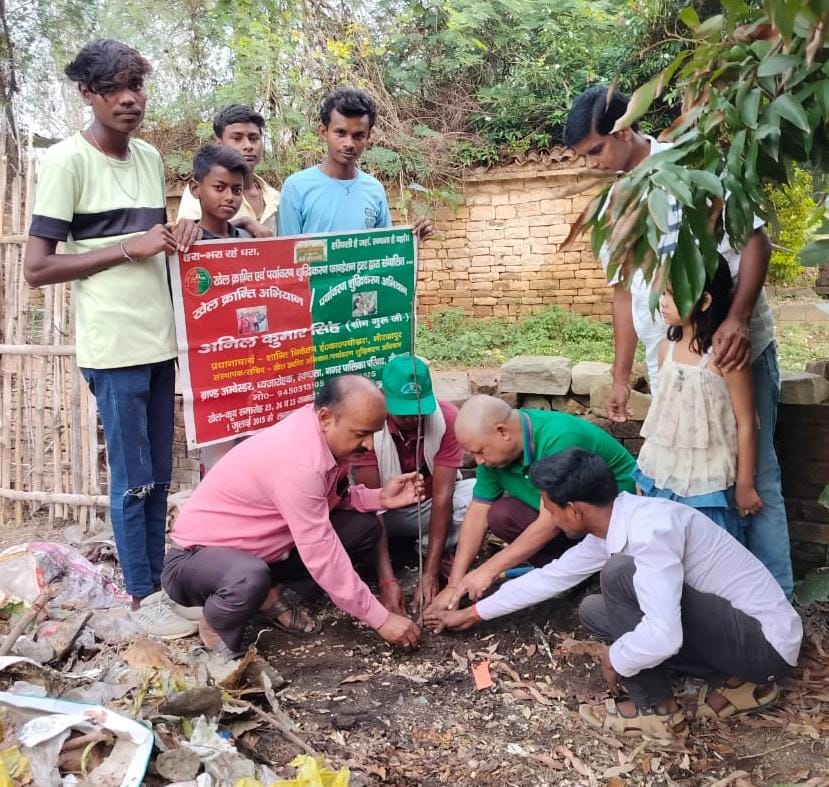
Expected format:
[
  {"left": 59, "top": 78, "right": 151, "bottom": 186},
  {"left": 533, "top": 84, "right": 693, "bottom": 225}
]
[
  {"left": 520, "top": 395, "right": 552, "bottom": 411},
  {"left": 432, "top": 371, "right": 471, "bottom": 406}
]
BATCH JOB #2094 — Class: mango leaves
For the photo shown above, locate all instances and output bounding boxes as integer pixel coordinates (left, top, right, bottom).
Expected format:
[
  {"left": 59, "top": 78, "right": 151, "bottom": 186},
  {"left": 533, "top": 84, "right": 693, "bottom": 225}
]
[{"left": 572, "top": 0, "right": 829, "bottom": 318}]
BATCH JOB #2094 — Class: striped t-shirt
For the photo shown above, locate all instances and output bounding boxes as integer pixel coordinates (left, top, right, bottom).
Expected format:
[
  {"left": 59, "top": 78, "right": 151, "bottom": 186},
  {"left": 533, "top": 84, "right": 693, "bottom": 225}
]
[{"left": 29, "top": 133, "right": 177, "bottom": 369}]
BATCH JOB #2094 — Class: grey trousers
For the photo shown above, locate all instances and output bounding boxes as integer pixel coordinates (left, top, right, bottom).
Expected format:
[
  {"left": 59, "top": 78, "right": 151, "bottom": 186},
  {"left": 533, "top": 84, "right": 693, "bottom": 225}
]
[{"left": 579, "top": 555, "right": 793, "bottom": 708}]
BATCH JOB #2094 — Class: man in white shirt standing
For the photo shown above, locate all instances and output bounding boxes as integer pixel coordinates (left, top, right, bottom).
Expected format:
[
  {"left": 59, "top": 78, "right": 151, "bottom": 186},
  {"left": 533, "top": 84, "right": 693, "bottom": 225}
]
[
  {"left": 428, "top": 449, "right": 802, "bottom": 739},
  {"left": 561, "top": 86, "right": 793, "bottom": 600}
]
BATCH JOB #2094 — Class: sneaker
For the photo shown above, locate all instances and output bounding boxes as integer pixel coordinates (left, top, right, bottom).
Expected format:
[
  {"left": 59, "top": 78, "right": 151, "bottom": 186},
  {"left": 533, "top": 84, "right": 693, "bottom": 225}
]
[
  {"left": 132, "top": 602, "right": 199, "bottom": 640},
  {"left": 141, "top": 590, "right": 203, "bottom": 622}
]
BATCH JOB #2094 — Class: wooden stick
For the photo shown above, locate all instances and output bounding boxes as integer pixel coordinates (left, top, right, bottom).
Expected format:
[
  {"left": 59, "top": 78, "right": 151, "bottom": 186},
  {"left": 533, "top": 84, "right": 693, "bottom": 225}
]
[
  {"left": 236, "top": 700, "right": 317, "bottom": 756},
  {"left": 0, "top": 486, "right": 194, "bottom": 508},
  {"left": 70, "top": 354, "right": 84, "bottom": 529},
  {"left": 51, "top": 351, "right": 64, "bottom": 521},
  {"left": 54, "top": 284, "right": 67, "bottom": 521},
  {"left": 0, "top": 488, "right": 108, "bottom": 506},
  {"left": 0, "top": 593, "right": 48, "bottom": 656},
  {"left": 42, "top": 285, "right": 54, "bottom": 525},
  {"left": 0, "top": 134, "right": 8, "bottom": 524},
  {"left": 0, "top": 344, "right": 76, "bottom": 355},
  {"left": 11, "top": 173, "right": 24, "bottom": 525}
]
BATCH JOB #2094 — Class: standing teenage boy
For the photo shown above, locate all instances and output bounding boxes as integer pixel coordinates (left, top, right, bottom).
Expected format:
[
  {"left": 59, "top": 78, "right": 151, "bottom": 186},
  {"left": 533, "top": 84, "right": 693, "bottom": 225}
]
[
  {"left": 24, "top": 40, "right": 197, "bottom": 635},
  {"left": 277, "top": 88, "right": 433, "bottom": 241},
  {"left": 178, "top": 105, "right": 279, "bottom": 237},
  {"left": 562, "top": 86, "right": 793, "bottom": 598}
]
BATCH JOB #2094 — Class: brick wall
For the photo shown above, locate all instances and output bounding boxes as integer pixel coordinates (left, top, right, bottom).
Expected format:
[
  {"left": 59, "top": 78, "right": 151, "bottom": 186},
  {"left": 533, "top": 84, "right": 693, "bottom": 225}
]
[
  {"left": 410, "top": 162, "right": 611, "bottom": 321},
  {"left": 775, "top": 403, "right": 829, "bottom": 568}
]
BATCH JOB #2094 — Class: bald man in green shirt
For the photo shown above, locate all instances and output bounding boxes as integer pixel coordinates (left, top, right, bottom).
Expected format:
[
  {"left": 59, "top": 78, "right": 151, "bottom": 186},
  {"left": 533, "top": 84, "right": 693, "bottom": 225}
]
[{"left": 426, "top": 395, "right": 635, "bottom": 615}]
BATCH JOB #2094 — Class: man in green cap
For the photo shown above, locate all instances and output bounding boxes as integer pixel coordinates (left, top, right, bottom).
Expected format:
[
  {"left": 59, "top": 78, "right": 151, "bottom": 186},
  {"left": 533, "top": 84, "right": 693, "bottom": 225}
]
[{"left": 353, "top": 354, "right": 474, "bottom": 613}]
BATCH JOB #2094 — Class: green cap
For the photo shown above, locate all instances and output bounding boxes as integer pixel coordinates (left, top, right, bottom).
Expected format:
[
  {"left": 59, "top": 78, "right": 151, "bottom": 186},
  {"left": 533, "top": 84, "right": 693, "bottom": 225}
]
[{"left": 382, "top": 354, "right": 437, "bottom": 416}]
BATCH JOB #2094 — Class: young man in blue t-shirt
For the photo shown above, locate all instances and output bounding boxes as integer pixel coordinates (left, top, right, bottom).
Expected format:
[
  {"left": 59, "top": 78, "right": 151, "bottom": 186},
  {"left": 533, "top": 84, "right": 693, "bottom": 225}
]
[{"left": 277, "top": 88, "right": 433, "bottom": 240}]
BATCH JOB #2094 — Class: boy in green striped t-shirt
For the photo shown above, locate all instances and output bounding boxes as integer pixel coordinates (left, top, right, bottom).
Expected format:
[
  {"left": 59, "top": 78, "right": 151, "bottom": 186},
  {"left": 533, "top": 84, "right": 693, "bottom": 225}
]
[{"left": 25, "top": 40, "right": 198, "bottom": 636}]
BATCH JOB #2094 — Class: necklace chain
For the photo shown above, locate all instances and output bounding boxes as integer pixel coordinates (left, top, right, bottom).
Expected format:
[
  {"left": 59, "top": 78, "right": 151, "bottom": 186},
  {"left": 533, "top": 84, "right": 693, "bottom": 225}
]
[{"left": 87, "top": 127, "right": 140, "bottom": 202}]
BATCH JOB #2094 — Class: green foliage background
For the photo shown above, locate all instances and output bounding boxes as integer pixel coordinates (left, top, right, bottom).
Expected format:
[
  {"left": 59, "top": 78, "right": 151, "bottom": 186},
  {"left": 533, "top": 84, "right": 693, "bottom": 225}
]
[
  {"left": 3, "top": 0, "right": 708, "bottom": 186},
  {"left": 765, "top": 167, "right": 818, "bottom": 283}
]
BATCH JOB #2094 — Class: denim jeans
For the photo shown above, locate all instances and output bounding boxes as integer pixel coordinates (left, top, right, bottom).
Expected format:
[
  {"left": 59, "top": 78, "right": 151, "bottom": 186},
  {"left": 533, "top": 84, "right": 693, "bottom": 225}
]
[
  {"left": 748, "top": 343, "right": 794, "bottom": 598},
  {"left": 81, "top": 360, "right": 175, "bottom": 598}
]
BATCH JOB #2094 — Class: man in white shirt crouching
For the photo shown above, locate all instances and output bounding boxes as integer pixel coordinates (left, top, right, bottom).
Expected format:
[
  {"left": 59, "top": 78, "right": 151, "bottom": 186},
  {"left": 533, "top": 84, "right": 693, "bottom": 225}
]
[{"left": 427, "top": 448, "right": 802, "bottom": 739}]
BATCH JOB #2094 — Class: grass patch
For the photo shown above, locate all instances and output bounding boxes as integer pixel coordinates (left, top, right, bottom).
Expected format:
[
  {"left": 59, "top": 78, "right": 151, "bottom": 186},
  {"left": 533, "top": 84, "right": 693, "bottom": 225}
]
[
  {"left": 416, "top": 307, "right": 633, "bottom": 368},
  {"left": 775, "top": 322, "right": 829, "bottom": 371},
  {"left": 417, "top": 307, "right": 828, "bottom": 371}
]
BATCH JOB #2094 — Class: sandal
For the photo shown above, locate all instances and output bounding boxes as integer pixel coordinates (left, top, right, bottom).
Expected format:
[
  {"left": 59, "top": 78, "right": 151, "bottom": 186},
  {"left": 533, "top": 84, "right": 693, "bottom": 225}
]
[
  {"left": 579, "top": 699, "right": 689, "bottom": 739},
  {"left": 696, "top": 681, "right": 779, "bottom": 720},
  {"left": 258, "top": 598, "right": 321, "bottom": 637}
]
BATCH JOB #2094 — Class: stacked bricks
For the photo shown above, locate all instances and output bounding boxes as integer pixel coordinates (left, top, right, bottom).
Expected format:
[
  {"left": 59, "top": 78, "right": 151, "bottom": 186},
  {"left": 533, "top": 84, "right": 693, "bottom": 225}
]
[
  {"left": 775, "top": 402, "right": 829, "bottom": 569},
  {"left": 170, "top": 394, "right": 201, "bottom": 494}
]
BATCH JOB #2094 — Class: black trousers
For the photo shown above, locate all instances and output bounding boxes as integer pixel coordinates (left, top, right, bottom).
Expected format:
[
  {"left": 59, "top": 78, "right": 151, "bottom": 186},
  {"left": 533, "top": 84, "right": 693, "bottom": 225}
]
[{"left": 578, "top": 555, "right": 793, "bottom": 708}]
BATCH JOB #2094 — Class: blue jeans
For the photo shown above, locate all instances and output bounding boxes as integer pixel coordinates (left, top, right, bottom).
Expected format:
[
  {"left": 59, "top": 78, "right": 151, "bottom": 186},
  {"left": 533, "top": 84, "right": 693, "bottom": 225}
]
[
  {"left": 81, "top": 360, "right": 175, "bottom": 598},
  {"left": 748, "top": 343, "right": 793, "bottom": 598}
]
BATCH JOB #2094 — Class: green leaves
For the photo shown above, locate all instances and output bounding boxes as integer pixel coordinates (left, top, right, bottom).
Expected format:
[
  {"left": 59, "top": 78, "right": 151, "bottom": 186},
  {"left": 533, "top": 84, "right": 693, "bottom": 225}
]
[
  {"left": 770, "top": 94, "right": 811, "bottom": 131},
  {"left": 737, "top": 87, "right": 762, "bottom": 128},
  {"left": 611, "top": 75, "right": 660, "bottom": 132},
  {"left": 648, "top": 188, "right": 671, "bottom": 233},
  {"left": 757, "top": 53, "right": 801, "bottom": 76},
  {"left": 671, "top": 225, "right": 707, "bottom": 318},
  {"left": 576, "top": 2, "right": 829, "bottom": 317}
]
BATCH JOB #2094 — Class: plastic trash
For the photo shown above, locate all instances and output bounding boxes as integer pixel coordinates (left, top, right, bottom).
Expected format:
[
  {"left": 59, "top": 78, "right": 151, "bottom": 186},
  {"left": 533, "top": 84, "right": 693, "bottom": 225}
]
[
  {"left": 0, "top": 690, "right": 153, "bottom": 787},
  {"left": 0, "top": 542, "right": 127, "bottom": 610},
  {"left": 87, "top": 607, "right": 144, "bottom": 643},
  {"left": 234, "top": 756, "right": 350, "bottom": 787}
]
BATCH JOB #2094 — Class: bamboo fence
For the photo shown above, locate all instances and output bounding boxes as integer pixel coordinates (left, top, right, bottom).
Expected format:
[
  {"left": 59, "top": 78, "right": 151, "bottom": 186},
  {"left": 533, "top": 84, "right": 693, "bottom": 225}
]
[{"left": 0, "top": 132, "right": 107, "bottom": 530}]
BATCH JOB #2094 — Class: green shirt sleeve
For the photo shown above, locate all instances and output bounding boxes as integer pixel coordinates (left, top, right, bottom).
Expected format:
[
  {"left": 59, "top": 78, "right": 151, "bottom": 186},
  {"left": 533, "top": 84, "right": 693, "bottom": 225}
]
[
  {"left": 29, "top": 153, "right": 79, "bottom": 241},
  {"left": 472, "top": 464, "right": 504, "bottom": 502}
]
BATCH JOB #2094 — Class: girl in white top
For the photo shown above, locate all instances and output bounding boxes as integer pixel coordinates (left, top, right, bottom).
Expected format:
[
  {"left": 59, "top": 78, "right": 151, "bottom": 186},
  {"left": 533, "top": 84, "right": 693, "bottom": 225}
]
[{"left": 633, "top": 256, "right": 762, "bottom": 540}]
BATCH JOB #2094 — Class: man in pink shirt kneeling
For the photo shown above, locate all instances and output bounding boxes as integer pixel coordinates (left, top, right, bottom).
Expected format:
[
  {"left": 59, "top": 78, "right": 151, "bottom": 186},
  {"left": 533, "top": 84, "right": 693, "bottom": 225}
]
[{"left": 162, "top": 375, "right": 422, "bottom": 658}]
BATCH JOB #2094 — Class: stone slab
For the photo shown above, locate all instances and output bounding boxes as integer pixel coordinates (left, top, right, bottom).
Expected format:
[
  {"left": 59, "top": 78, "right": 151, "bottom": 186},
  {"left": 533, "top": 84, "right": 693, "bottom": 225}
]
[
  {"left": 432, "top": 371, "right": 471, "bottom": 406},
  {"left": 570, "top": 361, "right": 612, "bottom": 395},
  {"left": 499, "top": 355, "right": 572, "bottom": 395},
  {"left": 590, "top": 381, "right": 652, "bottom": 421},
  {"left": 779, "top": 371, "right": 829, "bottom": 405}
]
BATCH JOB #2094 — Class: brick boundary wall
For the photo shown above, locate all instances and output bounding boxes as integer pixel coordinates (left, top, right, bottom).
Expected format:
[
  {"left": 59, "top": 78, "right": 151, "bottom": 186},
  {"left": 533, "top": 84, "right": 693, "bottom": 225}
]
[{"left": 394, "top": 163, "right": 612, "bottom": 321}]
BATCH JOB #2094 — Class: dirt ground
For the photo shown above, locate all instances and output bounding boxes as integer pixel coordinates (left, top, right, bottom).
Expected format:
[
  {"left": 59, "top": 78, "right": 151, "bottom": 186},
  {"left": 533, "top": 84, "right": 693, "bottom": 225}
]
[
  {"left": 2, "top": 521, "right": 828, "bottom": 786},
  {"left": 248, "top": 564, "right": 829, "bottom": 787}
]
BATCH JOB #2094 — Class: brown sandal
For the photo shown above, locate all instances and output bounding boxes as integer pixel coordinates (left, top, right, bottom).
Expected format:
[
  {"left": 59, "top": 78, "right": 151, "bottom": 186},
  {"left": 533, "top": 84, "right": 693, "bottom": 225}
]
[
  {"left": 580, "top": 699, "right": 689, "bottom": 739},
  {"left": 260, "top": 599, "right": 321, "bottom": 637},
  {"left": 696, "top": 681, "right": 779, "bottom": 719}
]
